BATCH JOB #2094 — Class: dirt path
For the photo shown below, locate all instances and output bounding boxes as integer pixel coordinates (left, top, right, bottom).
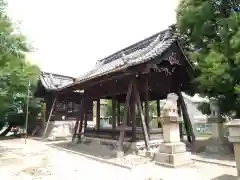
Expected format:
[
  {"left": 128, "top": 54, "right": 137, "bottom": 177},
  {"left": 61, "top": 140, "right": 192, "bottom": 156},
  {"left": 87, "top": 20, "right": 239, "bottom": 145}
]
[
  {"left": 0, "top": 139, "right": 130, "bottom": 180},
  {"left": 0, "top": 138, "right": 238, "bottom": 180}
]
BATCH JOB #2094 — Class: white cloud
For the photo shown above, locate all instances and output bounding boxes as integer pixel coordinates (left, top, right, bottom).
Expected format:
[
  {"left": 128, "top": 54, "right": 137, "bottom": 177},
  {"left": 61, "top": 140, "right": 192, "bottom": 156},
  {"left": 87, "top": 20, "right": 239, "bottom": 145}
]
[{"left": 7, "top": 0, "right": 179, "bottom": 77}]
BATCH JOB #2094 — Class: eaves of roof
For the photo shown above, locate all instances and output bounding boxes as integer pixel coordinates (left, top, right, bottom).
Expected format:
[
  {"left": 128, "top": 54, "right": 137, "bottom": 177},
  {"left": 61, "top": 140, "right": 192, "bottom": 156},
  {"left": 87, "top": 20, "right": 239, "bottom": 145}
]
[{"left": 40, "top": 71, "right": 75, "bottom": 91}]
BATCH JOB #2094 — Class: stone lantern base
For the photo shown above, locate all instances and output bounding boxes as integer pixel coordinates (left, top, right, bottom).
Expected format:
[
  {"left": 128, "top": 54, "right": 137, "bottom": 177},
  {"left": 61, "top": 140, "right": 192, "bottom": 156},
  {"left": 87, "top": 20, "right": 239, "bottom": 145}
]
[
  {"left": 226, "top": 119, "right": 240, "bottom": 177},
  {"left": 206, "top": 117, "right": 232, "bottom": 153},
  {"left": 205, "top": 137, "right": 232, "bottom": 153},
  {"left": 155, "top": 142, "right": 191, "bottom": 167}
]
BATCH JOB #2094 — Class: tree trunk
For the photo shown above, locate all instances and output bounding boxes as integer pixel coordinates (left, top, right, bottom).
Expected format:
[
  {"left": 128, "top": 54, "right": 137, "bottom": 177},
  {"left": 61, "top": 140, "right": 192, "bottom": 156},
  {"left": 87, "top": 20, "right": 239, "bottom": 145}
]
[
  {"left": 0, "top": 124, "right": 13, "bottom": 136},
  {"left": 235, "top": 110, "right": 240, "bottom": 119}
]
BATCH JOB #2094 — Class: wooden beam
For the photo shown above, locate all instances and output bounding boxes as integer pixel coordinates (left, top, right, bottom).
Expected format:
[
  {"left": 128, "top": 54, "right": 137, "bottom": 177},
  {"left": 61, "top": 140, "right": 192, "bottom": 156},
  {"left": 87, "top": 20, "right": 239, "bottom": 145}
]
[
  {"left": 42, "top": 95, "right": 58, "bottom": 138},
  {"left": 60, "top": 70, "right": 135, "bottom": 93},
  {"left": 83, "top": 73, "right": 170, "bottom": 100},
  {"left": 118, "top": 81, "right": 133, "bottom": 151},
  {"left": 177, "top": 90, "right": 195, "bottom": 143},
  {"left": 96, "top": 99, "right": 100, "bottom": 132},
  {"left": 84, "top": 81, "right": 128, "bottom": 100},
  {"left": 133, "top": 82, "right": 150, "bottom": 150}
]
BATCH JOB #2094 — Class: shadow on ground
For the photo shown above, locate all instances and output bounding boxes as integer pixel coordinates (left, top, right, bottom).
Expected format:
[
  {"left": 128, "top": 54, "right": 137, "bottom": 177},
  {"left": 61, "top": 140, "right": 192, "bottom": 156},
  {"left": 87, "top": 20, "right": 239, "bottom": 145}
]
[{"left": 210, "top": 174, "right": 237, "bottom": 180}]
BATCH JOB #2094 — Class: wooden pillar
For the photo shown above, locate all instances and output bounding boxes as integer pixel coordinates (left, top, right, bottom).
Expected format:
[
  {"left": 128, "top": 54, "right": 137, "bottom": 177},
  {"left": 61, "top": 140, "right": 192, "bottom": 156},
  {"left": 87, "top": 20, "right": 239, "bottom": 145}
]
[
  {"left": 131, "top": 93, "right": 136, "bottom": 141},
  {"left": 133, "top": 82, "right": 150, "bottom": 150},
  {"left": 177, "top": 90, "right": 195, "bottom": 143},
  {"left": 72, "top": 100, "right": 83, "bottom": 142},
  {"left": 96, "top": 99, "right": 100, "bottom": 132},
  {"left": 118, "top": 81, "right": 133, "bottom": 151},
  {"left": 117, "top": 101, "right": 121, "bottom": 125},
  {"left": 127, "top": 106, "right": 131, "bottom": 126},
  {"left": 157, "top": 100, "right": 160, "bottom": 117},
  {"left": 78, "top": 99, "right": 85, "bottom": 142},
  {"left": 42, "top": 95, "right": 58, "bottom": 138},
  {"left": 144, "top": 77, "right": 150, "bottom": 138},
  {"left": 84, "top": 106, "right": 88, "bottom": 128},
  {"left": 177, "top": 98, "right": 184, "bottom": 140},
  {"left": 112, "top": 97, "right": 116, "bottom": 130},
  {"left": 83, "top": 99, "right": 89, "bottom": 129},
  {"left": 156, "top": 100, "right": 162, "bottom": 128},
  {"left": 65, "top": 97, "right": 68, "bottom": 120}
]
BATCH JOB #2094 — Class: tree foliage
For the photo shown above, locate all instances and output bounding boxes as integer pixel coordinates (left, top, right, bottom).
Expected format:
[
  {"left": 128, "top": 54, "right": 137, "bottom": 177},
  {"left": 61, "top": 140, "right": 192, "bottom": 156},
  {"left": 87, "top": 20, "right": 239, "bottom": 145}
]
[
  {"left": 0, "top": 0, "right": 40, "bottom": 126},
  {"left": 176, "top": 0, "right": 240, "bottom": 117}
]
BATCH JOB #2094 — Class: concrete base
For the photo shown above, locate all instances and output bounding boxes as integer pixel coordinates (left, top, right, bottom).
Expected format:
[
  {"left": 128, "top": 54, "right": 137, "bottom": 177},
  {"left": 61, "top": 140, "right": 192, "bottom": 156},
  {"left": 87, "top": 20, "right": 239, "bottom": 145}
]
[
  {"left": 233, "top": 143, "right": 240, "bottom": 177},
  {"left": 205, "top": 137, "right": 233, "bottom": 153},
  {"left": 155, "top": 152, "right": 191, "bottom": 167},
  {"left": 44, "top": 121, "right": 75, "bottom": 139},
  {"left": 115, "top": 150, "right": 124, "bottom": 158},
  {"left": 145, "top": 151, "right": 154, "bottom": 158},
  {"left": 154, "top": 142, "right": 191, "bottom": 167}
]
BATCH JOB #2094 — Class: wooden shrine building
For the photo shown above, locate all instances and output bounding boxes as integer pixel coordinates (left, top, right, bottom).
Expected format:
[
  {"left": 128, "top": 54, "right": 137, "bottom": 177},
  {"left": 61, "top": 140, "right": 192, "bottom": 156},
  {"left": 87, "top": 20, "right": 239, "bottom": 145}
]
[
  {"left": 57, "top": 26, "right": 195, "bottom": 148},
  {"left": 34, "top": 72, "right": 93, "bottom": 137}
]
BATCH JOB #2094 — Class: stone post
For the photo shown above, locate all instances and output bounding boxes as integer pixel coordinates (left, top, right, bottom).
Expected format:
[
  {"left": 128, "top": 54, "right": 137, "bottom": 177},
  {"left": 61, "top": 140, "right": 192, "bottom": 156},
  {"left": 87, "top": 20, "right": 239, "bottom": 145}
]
[
  {"left": 226, "top": 119, "right": 240, "bottom": 177},
  {"left": 154, "top": 93, "right": 191, "bottom": 167},
  {"left": 206, "top": 98, "right": 230, "bottom": 153}
]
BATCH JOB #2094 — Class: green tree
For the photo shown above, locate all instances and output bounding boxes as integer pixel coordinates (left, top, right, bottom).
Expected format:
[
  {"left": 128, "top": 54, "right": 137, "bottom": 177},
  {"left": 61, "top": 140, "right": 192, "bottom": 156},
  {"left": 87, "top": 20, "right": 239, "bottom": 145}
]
[
  {"left": 105, "top": 100, "right": 158, "bottom": 117},
  {"left": 0, "top": 0, "right": 40, "bottom": 133},
  {"left": 105, "top": 100, "right": 124, "bottom": 117},
  {"left": 176, "top": 0, "right": 240, "bottom": 117}
]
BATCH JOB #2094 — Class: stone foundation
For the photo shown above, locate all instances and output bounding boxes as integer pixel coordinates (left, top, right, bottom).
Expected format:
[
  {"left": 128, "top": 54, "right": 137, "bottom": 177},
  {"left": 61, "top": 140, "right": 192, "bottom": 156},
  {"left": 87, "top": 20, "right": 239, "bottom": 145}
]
[
  {"left": 80, "top": 136, "right": 163, "bottom": 158},
  {"left": 226, "top": 119, "right": 240, "bottom": 177},
  {"left": 206, "top": 120, "right": 232, "bottom": 153},
  {"left": 43, "top": 121, "right": 75, "bottom": 140},
  {"left": 155, "top": 142, "right": 191, "bottom": 167},
  {"left": 205, "top": 137, "right": 232, "bottom": 153}
]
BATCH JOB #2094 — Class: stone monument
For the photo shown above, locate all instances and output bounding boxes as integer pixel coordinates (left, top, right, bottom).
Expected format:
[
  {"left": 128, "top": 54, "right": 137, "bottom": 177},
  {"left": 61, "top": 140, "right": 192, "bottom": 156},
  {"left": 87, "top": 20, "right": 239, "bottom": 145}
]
[
  {"left": 206, "top": 98, "right": 231, "bottom": 153},
  {"left": 226, "top": 119, "right": 240, "bottom": 177},
  {"left": 154, "top": 93, "right": 191, "bottom": 167}
]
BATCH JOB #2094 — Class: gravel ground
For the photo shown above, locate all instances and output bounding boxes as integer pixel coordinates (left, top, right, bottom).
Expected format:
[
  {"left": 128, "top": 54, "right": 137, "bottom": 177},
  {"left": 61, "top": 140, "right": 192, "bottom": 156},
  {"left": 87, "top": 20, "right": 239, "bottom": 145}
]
[
  {"left": 0, "top": 138, "right": 238, "bottom": 180},
  {"left": 0, "top": 139, "right": 131, "bottom": 180}
]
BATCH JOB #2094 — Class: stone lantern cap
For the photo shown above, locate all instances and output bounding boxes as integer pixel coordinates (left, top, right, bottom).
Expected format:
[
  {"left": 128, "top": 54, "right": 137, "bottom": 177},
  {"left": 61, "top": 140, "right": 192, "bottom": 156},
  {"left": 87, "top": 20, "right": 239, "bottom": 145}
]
[
  {"left": 162, "top": 93, "right": 180, "bottom": 123},
  {"left": 225, "top": 119, "right": 240, "bottom": 143}
]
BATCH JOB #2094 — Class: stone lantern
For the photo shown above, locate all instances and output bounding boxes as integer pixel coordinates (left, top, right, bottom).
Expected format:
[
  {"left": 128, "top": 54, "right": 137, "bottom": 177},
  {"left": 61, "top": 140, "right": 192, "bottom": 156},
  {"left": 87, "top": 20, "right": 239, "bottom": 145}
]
[
  {"left": 206, "top": 98, "right": 230, "bottom": 153},
  {"left": 226, "top": 119, "right": 240, "bottom": 177},
  {"left": 154, "top": 93, "right": 191, "bottom": 167}
]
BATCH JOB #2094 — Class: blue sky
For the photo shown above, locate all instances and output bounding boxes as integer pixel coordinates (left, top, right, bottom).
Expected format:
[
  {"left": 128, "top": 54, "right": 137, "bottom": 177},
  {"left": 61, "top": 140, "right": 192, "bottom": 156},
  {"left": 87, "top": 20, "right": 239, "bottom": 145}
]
[{"left": 7, "top": 0, "right": 179, "bottom": 77}]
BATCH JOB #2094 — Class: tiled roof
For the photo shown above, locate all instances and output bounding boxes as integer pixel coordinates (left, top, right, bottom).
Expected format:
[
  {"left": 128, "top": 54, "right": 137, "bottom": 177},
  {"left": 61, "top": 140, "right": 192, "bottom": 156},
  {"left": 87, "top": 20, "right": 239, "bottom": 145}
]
[
  {"left": 75, "top": 26, "right": 177, "bottom": 83},
  {"left": 40, "top": 72, "right": 75, "bottom": 90}
]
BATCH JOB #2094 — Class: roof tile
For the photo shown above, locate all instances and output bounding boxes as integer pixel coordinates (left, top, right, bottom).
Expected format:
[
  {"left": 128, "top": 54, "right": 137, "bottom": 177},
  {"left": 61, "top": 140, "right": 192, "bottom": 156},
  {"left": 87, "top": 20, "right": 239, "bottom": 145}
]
[
  {"left": 40, "top": 72, "right": 75, "bottom": 90},
  {"left": 75, "top": 26, "right": 176, "bottom": 83}
]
